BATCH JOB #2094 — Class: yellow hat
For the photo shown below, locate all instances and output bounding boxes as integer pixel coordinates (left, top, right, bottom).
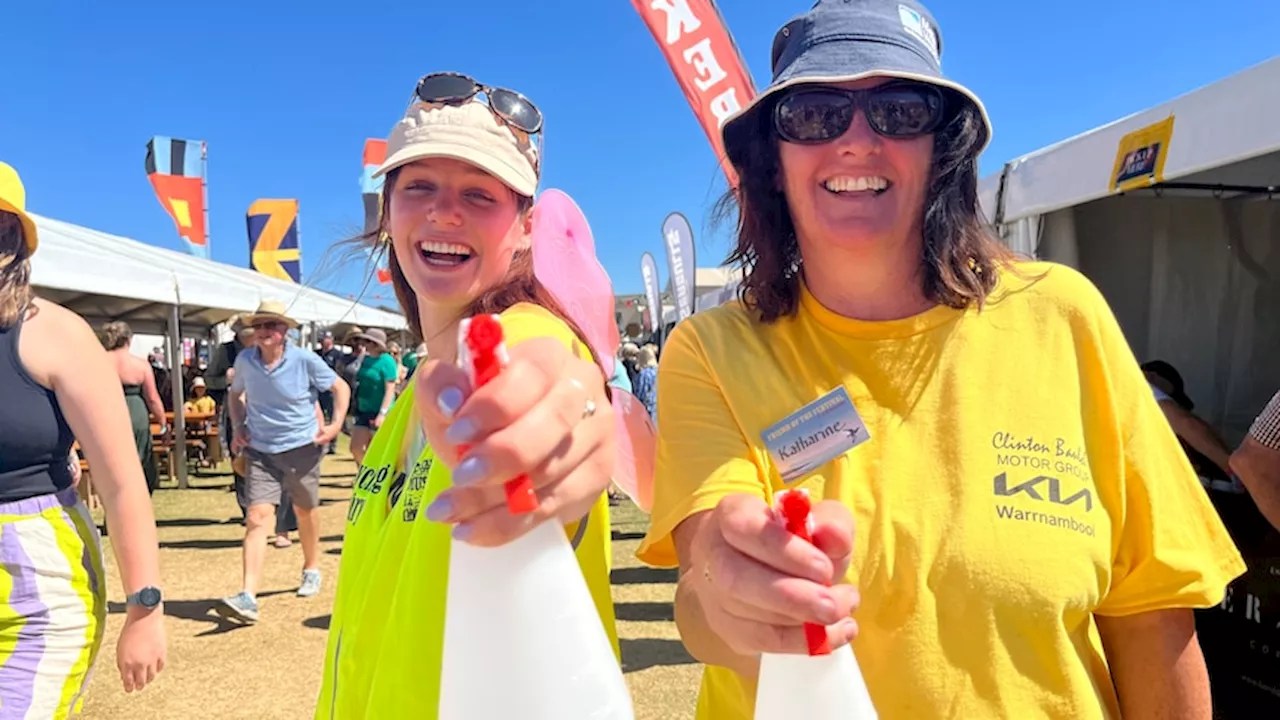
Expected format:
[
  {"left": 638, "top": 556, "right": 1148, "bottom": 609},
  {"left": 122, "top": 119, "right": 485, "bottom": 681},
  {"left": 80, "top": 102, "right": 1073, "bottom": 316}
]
[{"left": 0, "top": 162, "right": 37, "bottom": 254}]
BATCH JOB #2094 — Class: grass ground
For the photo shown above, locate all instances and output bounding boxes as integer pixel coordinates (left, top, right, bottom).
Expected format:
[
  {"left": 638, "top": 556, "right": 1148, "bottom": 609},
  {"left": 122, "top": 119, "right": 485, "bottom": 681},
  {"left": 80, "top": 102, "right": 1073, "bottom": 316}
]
[{"left": 78, "top": 438, "right": 701, "bottom": 719}]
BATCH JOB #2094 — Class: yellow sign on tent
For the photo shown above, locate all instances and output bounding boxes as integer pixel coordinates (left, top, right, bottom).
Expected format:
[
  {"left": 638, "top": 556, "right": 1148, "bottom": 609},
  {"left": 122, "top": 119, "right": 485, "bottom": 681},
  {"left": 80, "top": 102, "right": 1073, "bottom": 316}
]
[{"left": 1111, "top": 116, "right": 1176, "bottom": 192}]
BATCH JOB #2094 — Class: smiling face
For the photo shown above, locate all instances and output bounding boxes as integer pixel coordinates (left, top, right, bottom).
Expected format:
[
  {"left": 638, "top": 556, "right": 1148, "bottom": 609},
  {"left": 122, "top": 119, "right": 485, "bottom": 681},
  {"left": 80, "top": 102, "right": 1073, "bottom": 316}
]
[
  {"left": 777, "top": 77, "right": 935, "bottom": 259},
  {"left": 388, "top": 157, "right": 531, "bottom": 316},
  {"left": 251, "top": 321, "right": 286, "bottom": 351}
]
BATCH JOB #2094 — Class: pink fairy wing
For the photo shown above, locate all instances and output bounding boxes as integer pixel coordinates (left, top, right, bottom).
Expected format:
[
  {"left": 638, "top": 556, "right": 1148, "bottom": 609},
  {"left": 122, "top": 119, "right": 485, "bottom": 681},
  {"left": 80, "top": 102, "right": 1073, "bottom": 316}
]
[
  {"left": 611, "top": 390, "right": 656, "bottom": 511},
  {"left": 532, "top": 189, "right": 655, "bottom": 510},
  {"left": 531, "top": 190, "right": 616, "bottom": 378}
]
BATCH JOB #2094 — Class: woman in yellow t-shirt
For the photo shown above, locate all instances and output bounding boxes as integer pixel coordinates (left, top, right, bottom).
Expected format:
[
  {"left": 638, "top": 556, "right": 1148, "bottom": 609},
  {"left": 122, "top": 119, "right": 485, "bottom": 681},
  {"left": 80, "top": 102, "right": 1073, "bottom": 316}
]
[
  {"left": 636, "top": 2, "right": 1245, "bottom": 719},
  {"left": 317, "top": 75, "right": 619, "bottom": 718}
]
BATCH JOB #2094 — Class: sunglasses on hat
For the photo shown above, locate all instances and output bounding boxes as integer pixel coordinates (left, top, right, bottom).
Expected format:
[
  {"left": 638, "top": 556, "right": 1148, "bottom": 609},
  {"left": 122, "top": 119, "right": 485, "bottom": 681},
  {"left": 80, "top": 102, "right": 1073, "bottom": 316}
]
[
  {"left": 415, "top": 72, "right": 543, "bottom": 135},
  {"left": 773, "top": 82, "right": 947, "bottom": 144}
]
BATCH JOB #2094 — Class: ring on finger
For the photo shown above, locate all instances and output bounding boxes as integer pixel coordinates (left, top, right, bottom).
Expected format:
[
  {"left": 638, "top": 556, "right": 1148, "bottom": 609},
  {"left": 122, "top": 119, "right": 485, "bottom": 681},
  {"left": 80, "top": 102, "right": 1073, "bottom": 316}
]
[{"left": 568, "top": 378, "right": 597, "bottom": 420}]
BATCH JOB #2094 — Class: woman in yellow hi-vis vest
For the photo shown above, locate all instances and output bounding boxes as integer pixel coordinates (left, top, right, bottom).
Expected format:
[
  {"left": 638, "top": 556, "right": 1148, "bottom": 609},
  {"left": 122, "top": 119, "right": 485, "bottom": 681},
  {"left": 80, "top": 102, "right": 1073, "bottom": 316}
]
[{"left": 317, "top": 74, "right": 620, "bottom": 718}]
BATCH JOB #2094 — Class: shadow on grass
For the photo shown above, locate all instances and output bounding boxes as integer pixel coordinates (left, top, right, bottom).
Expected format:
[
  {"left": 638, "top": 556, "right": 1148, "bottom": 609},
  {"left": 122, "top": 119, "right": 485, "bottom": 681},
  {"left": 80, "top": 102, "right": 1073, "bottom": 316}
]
[
  {"left": 614, "top": 601, "right": 675, "bottom": 623},
  {"left": 303, "top": 614, "right": 331, "bottom": 631},
  {"left": 611, "top": 529, "right": 645, "bottom": 541},
  {"left": 620, "top": 638, "right": 697, "bottom": 673},
  {"left": 610, "top": 567, "right": 678, "bottom": 585},
  {"left": 107, "top": 590, "right": 293, "bottom": 637},
  {"left": 157, "top": 483, "right": 235, "bottom": 493},
  {"left": 159, "top": 538, "right": 244, "bottom": 551},
  {"left": 155, "top": 517, "right": 235, "bottom": 529}
]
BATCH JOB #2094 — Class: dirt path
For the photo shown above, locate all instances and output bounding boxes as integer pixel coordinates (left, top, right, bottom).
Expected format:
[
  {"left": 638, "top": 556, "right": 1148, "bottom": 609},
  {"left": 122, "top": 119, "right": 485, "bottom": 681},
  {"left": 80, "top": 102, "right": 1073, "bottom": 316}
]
[{"left": 78, "top": 445, "right": 700, "bottom": 719}]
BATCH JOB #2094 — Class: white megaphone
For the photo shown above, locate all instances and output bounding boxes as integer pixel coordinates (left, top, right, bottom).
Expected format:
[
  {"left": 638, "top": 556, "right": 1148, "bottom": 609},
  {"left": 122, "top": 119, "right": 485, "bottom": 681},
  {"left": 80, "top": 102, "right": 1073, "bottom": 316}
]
[
  {"left": 438, "top": 316, "right": 634, "bottom": 720},
  {"left": 754, "top": 489, "right": 877, "bottom": 720}
]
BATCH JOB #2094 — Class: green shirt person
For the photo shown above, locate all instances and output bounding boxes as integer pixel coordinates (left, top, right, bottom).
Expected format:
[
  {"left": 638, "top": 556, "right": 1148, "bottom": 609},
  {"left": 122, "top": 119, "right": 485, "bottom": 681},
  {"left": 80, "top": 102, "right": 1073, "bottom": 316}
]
[{"left": 348, "top": 329, "right": 398, "bottom": 467}]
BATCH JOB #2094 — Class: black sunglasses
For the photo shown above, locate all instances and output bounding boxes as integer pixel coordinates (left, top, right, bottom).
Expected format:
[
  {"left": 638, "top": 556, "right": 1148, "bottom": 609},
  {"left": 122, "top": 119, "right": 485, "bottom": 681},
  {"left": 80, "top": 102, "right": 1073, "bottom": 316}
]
[
  {"left": 414, "top": 72, "right": 543, "bottom": 135},
  {"left": 773, "top": 82, "right": 947, "bottom": 144}
]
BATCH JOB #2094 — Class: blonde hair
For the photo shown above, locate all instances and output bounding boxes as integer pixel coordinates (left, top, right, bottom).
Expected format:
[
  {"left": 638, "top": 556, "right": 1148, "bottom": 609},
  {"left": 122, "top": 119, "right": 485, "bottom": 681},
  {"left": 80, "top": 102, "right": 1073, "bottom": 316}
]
[
  {"left": 0, "top": 212, "right": 33, "bottom": 329},
  {"left": 100, "top": 320, "right": 134, "bottom": 350},
  {"left": 637, "top": 345, "right": 658, "bottom": 368}
]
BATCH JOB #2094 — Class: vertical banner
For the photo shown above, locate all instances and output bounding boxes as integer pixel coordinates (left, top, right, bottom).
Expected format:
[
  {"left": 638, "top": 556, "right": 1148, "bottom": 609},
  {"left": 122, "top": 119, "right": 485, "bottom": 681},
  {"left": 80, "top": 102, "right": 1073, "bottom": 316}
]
[
  {"left": 145, "top": 136, "right": 209, "bottom": 258},
  {"left": 631, "top": 0, "right": 756, "bottom": 186},
  {"left": 662, "top": 212, "right": 696, "bottom": 322},
  {"left": 362, "top": 139, "right": 392, "bottom": 284},
  {"left": 640, "top": 252, "right": 663, "bottom": 334},
  {"left": 246, "top": 199, "right": 302, "bottom": 283}
]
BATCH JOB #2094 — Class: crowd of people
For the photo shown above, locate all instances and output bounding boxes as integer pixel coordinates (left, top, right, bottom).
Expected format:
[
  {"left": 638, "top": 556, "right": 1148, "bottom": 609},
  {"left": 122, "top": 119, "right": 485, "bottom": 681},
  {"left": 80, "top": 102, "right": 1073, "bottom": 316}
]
[{"left": 2, "top": 1, "right": 1280, "bottom": 718}]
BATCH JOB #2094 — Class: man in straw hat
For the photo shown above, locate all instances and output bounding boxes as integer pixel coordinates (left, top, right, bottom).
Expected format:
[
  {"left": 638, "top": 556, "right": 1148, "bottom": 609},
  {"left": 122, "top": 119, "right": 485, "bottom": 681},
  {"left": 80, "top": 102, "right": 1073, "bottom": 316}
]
[{"left": 217, "top": 300, "right": 350, "bottom": 623}]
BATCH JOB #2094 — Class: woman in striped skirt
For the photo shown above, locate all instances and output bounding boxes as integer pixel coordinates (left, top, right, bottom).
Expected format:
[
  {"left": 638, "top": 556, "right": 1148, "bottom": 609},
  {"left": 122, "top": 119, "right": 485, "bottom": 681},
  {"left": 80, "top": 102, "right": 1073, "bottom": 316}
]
[{"left": 0, "top": 162, "right": 166, "bottom": 718}]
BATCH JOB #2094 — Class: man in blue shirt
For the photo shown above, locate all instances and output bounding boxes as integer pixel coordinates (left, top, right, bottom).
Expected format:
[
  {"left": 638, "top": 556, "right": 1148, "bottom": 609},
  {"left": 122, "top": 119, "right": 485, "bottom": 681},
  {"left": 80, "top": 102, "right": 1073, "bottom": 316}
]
[{"left": 217, "top": 301, "right": 350, "bottom": 623}]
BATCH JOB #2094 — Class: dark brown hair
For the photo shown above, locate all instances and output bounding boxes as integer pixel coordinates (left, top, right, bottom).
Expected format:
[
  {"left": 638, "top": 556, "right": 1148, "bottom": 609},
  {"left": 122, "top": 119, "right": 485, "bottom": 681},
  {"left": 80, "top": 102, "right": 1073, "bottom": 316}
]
[
  {"left": 716, "top": 88, "right": 1014, "bottom": 323},
  {"left": 368, "top": 167, "right": 600, "bottom": 375},
  {"left": 0, "top": 212, "right": 33, "bottom": 329}
]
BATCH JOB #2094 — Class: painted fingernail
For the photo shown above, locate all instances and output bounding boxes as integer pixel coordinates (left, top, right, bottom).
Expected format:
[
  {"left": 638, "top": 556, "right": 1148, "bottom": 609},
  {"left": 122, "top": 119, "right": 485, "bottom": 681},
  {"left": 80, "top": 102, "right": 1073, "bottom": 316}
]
[
  {"left": 452, "top": 523, "right": 474, "bottom": 543},
  {"left": 437, "top": 386, "right": 465, "bottom": 418},
  {"left": 452, "top": 456, "right": 489, "bottom": 487},
  {"left": 446, "top": 417, "right": 479, "bottom": 445},
  {"left": 426, "top": 496, "right": 454, "bottom": 523}
]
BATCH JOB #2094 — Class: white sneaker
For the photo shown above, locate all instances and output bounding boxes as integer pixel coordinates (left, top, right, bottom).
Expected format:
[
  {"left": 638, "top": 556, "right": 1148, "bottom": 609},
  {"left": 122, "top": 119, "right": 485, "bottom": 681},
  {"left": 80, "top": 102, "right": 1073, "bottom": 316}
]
[{"left": 298, "top": 569, "right": 322, "bottom": 597}]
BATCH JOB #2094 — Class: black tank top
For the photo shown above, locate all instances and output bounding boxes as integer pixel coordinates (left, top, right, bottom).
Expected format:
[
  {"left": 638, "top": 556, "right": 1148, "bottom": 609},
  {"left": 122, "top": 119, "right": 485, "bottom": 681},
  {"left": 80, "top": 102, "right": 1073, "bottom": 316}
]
[{"left": 0, "top": 311, "right": 75, "bottom": 503}]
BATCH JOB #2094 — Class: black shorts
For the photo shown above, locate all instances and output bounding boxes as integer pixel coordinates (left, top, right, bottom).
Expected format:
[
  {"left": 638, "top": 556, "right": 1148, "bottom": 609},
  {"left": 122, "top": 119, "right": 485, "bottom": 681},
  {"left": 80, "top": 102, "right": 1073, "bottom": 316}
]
[{"left": 354, "top": 412, "right": 380, "bottom": 429}]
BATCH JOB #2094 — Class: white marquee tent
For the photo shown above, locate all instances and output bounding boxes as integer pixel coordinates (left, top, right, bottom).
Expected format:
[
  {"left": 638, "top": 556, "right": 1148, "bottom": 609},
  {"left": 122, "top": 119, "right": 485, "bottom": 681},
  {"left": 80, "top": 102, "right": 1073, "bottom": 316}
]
[
  {"left": 29, "top": 213, "right": 406, "bottom": 334},
  {"left": 27, "top": 212, "right": 406, "bottom": 487},
  {"left": 978, "top": 56, "right": 1280, "bottom": 444}
]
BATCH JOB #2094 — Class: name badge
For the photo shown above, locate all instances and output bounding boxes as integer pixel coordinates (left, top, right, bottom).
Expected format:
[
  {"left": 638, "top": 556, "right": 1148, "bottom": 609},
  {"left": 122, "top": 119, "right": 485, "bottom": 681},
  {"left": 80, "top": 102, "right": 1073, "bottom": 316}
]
[{"left": 761, "top": 387, "right": 870, "bottom": 484}]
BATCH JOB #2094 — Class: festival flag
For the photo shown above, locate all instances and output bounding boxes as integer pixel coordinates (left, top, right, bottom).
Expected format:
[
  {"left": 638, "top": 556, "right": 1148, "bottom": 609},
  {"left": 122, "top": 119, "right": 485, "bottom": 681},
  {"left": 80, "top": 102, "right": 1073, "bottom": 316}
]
[
  {"left": 362, "top": 139, "right": 392, "bottom": 284},
  {"left": 145, "top": 136, "right": 209, "bottom": 258},
  {"left": 662, "top": 212, "right": 696, "bottom": 322},
  {"left": 631, "top": 0, "right": 756, "bottom": 186},
  {"left": 246, "top": 199, "right": 302, "bottom": 283},
  {"left": 640, "top": 252, "right": 663, "bottom": 334}
]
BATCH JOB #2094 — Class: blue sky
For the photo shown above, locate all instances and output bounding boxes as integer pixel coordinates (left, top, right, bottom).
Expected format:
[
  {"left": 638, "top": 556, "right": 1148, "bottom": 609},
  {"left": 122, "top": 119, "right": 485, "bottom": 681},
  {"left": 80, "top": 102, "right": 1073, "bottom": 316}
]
[{"left": 2, "top": 0, "right": 1277, "bottom": 305}]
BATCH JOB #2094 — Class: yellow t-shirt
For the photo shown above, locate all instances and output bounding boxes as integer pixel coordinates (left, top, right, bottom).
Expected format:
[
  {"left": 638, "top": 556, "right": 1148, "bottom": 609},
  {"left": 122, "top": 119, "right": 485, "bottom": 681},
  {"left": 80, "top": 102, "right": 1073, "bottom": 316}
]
[
  {"left": 636, "top": 262, "right": 1245, "bottom": 720},
  {"left": 184, "top": 396, "right": 216, "bottom": 415},
  {"left": 317, "top": 303, "right": 617, "bottom": 719}
]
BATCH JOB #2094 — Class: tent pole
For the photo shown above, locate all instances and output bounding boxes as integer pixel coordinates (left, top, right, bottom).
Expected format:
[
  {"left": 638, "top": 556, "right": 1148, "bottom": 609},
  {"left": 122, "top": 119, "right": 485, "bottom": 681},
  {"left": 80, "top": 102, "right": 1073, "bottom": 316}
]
[
  {"left": 201, "top": 142, "right": 211, "bottom": 257},
  {"left": 168, "top": 304, "right": 189, "bottom": 489}
]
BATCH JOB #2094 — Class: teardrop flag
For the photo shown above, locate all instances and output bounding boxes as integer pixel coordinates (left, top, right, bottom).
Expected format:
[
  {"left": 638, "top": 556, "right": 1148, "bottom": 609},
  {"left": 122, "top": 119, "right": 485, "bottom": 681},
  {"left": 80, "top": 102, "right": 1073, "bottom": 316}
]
[
  {"left": 247, "top": 199, "right": 302, "bottom": 283},
  {"left": 145, "top": 136, "right": 208, "bottom": 258},
  {"left": 362, "top": 139, "right": 392, "bottom": 284}
]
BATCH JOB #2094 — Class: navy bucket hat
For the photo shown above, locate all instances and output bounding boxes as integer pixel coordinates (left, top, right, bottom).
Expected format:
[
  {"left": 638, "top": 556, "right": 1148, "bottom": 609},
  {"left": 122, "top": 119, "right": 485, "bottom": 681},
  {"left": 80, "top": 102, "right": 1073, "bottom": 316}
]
[{"left": 722, "top": 0, "right": 992, "bottom": 170}]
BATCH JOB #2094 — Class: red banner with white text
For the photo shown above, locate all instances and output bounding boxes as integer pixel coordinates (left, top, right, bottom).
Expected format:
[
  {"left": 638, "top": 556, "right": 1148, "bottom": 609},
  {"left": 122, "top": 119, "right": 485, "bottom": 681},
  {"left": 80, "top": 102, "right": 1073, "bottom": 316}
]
[{"left": 632, "top": 0, "right": 755, "bottom": 187}]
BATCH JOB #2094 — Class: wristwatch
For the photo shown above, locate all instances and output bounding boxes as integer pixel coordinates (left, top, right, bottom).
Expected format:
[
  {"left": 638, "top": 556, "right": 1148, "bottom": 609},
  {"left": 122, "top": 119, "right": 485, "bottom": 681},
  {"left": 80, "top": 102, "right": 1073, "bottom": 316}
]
[{"left": 126, "top": 586, "right": 163, "bottom": 610}]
